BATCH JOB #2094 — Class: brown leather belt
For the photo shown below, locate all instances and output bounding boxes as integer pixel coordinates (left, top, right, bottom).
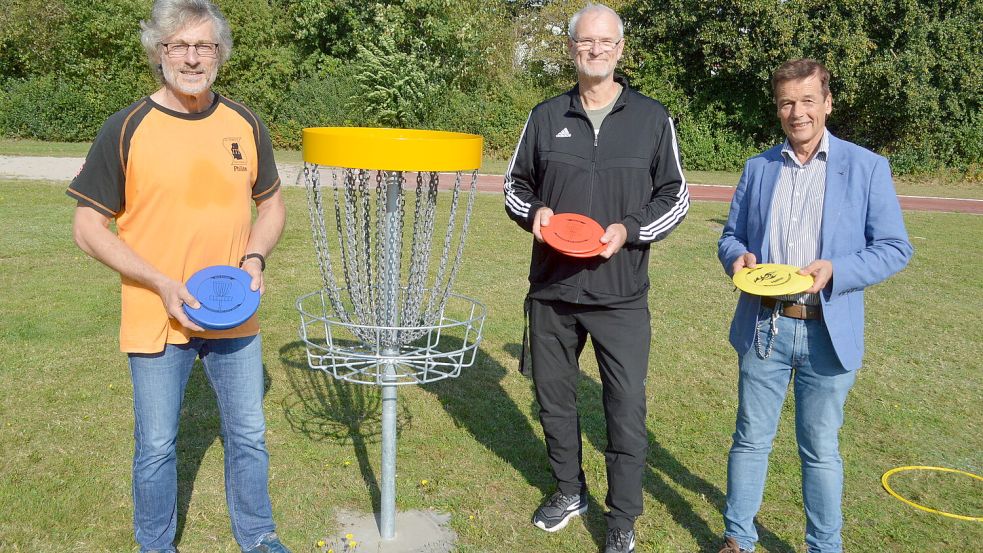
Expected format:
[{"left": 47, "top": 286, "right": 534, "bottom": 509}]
[{"left": 761, "top": 297, "right": 822, "bottom": 320}]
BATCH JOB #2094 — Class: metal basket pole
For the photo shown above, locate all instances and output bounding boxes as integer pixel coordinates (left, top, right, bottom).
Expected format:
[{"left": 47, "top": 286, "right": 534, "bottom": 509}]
[{"left": 380, "top": 171, "right": 401, "bottom": 539}]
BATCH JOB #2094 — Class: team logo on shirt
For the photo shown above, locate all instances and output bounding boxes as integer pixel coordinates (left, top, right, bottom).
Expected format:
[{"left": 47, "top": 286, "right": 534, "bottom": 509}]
[{"left": 223, "top": 137, "right": 248, "bottom": 172}]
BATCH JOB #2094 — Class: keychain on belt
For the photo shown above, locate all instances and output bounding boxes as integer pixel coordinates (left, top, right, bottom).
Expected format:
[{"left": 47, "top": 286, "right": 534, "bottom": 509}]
[{"left": 755, "top": 302, "right": 781, "bottom": 359}]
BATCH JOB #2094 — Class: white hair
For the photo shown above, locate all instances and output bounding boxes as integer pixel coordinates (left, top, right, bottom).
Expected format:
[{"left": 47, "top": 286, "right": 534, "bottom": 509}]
[
  {"left": 568, "top": 3, "right": 624, "bottom": 40},
  {"left": 140, "top": 0, "right": 233, "bottom": 82}
]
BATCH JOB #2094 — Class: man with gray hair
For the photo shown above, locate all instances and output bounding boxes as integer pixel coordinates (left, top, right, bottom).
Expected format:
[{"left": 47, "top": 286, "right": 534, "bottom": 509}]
[
  {"left": 67, "top": 1, "right": 289, "bottom": 551},
  {"left": 505, "top": 4, "right": 689, "bottom": 552}
]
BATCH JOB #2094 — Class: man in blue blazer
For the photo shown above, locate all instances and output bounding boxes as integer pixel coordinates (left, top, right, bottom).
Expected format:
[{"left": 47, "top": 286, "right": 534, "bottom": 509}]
[{"left": 716, "top": 59, "right": 913, "bottom": 553}]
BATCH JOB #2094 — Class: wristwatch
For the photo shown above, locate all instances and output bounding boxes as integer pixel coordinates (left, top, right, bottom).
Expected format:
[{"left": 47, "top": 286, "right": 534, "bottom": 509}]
[{"left": 239, "top": 253, "right": 266, "bottom": 272}]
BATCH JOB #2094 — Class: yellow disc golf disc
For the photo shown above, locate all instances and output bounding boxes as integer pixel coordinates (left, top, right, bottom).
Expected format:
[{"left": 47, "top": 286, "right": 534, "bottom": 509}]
[{"left": 732, "top": 263, "right": 814, "bottom": 296}]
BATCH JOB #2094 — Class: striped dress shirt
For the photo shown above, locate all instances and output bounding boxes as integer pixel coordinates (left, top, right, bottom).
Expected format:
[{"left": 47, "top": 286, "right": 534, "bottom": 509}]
[{"left": 768, "top": 130, "right": 829, "bottom": 305}]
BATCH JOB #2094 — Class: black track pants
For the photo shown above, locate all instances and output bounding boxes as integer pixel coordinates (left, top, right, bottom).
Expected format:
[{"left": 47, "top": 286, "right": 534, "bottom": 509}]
[{"left": 529, "top": 298, "right": 651, "bottom": 531}]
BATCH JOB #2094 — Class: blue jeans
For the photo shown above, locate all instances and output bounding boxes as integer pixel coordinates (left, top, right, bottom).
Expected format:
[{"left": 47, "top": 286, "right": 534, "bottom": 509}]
[
  {"left": 128, "top": 335, "right": 276, "bottom": 552},
  {"left": 723, "top": 307, "right": 857, "bottom": 553}
]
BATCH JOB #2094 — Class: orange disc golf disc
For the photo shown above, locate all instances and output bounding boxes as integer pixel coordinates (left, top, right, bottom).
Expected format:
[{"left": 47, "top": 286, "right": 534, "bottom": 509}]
[{"left": 541, "top": 213, "right": 606, "bottom": 258}]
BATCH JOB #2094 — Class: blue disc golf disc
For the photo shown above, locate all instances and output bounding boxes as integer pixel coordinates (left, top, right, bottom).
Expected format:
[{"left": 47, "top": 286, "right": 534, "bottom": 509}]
[{"left": 183, "top": 265, "right": 260, "bottom": 330}]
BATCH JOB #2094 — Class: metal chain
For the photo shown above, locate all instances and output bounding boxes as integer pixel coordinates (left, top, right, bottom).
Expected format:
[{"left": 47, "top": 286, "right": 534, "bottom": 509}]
[
  {"left": 303, "top": 164, "right": 347, "bottom": 320},
  {"left": 422, "top": 170, "right": 476, "bottom": 324},
  {"left": 438, "top": 170, "right": 479, "bottom": 310},
  {"left": 360, "top": 169, "right": 377, "bottom": 327},
  {"left": 400, "top": 171, "right": 440, "bottom": 342},
  {"left": 422, "top": 172, "right": 460, "bottom": 321},
  {"left": 375, "top": 170, "right": 407, "bottom": 348},
  {"left": 755, "top": 306, "right": 780, "bottom": 359},
  {"left": 336, "top": 168, "right": 356, "bottom": 312},
  {"left": 393, "top": 171, "right": 407, "bottom": 344},
  {"left": 351, "top": 169, "right": 377, "bottom": 338},
  {"left": 305, "top": 166, "right": 476, "bottom": 350},
  {"left": 327, "top": 168, "right": 350, "bottom": 325},
  {"left": 374, "top": 170, "right": 387, "bottom": 341}
]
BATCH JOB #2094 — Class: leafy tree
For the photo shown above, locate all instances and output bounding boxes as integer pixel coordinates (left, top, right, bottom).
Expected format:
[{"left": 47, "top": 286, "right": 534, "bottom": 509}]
[
  {"left": 2, "top": 0, "right": 977, "bottom": 175},
  {"left": 349, "top": 33, "right": 437, "bottom": 127},
  {"left": 621, "top": 0, "right": 982, "bottom": 173}
]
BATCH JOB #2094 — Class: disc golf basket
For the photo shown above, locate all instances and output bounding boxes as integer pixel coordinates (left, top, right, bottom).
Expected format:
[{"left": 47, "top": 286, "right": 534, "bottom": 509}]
[{"left": 297, "top": 127, "right": 486, "bottom": 540}]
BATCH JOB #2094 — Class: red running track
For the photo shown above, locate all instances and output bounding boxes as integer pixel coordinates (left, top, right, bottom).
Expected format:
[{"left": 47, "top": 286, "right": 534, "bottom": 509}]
[{"left": 453, "top": 174, "right": 982, "bottom": 215}]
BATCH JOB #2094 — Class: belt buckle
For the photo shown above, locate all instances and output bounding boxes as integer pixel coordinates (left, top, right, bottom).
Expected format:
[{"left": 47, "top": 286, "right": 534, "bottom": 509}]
[
  {"left": 787, "top": 304, "right": 802, "bottom": 319},
  {"left": 788, "top": 303, "right": 818, "bottom": 320}
]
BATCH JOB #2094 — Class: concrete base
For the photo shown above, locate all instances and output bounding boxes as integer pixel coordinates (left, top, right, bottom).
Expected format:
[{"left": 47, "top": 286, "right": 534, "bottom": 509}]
[{"left": 322, "top": 509, "right": 457, "bottom": 553}]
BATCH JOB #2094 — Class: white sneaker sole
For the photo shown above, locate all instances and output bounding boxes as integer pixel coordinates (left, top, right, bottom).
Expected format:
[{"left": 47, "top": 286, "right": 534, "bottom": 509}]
[{"left": 533, "top": 504, "right": 588, "bottom": 532}]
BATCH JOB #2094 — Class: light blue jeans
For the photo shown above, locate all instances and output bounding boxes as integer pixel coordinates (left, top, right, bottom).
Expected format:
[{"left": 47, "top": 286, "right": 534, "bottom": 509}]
[
  {"left": 723, "top": 307, "right": 857, "bottom": 553},
  {"left": 128, "top": 335, "right": 276, "bottom": 552}
]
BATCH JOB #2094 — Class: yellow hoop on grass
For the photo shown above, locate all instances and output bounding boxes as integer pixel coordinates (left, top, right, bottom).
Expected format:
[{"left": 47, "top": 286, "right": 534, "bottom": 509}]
[
  {"left": 302, "top": 127, "right": 482, "bottom": 172},
  {"left": 881, "top": 465, "right": 983, "bottom": 522}
]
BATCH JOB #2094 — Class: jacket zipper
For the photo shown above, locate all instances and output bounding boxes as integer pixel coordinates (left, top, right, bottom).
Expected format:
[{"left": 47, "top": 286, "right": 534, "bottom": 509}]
[{"left": 575, "top": 117, "right": 599, "bottom": 303}]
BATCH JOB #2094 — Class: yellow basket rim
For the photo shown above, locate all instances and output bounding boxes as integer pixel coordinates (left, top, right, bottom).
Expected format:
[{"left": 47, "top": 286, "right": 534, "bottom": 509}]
[{"left": 302, "top": 127, "right": 483, "bottom": 172}]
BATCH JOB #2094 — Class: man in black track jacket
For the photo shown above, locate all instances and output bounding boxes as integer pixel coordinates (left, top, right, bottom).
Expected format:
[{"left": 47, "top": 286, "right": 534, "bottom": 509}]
[{"left": 503, "top": 4, "right": 689, "bottom": 552}]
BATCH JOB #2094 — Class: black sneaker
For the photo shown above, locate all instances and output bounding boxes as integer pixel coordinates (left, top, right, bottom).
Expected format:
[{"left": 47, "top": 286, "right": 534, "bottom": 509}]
[
  {"left": 531, "top": 489, "right": 587, "bottom": 532},
  {"left": 604, "top": 527, "right": 635, "bottom": 553}
]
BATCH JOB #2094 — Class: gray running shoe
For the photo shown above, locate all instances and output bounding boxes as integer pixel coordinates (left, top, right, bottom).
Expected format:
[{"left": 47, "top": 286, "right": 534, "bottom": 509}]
[
  {"left": 531, "top": 489, "right": 588, "bottom": 532},
  {"left": 604, "top": 527, "right": 636, "bottom": 553}
]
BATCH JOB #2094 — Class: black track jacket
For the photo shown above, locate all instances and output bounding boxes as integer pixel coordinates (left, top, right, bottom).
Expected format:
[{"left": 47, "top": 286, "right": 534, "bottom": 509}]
[{"left": 504, "top": 77, "right": 689, "bottom": 308}]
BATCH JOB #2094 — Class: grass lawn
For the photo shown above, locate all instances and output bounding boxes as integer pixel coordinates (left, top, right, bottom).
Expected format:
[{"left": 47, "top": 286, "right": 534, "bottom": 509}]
[
  {"left": 0, "top": 180, "right": 980, "bottom": 552},
  {"left": 0, "top": 138, "right": 94, "bottom": 158}
]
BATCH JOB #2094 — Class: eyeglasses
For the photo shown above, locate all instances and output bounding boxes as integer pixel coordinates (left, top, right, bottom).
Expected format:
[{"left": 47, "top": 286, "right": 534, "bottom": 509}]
[
  {"left": 159, "top": 42, "right": 220, "bottom": 58},
  {"left": 572, "top": 37, "right": 622, "bottom": 52}
]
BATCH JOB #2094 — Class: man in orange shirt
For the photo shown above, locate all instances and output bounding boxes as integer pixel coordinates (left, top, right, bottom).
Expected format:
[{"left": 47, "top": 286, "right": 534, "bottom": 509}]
[{"left": 68, "top": 1, "right": 288, "bottom": 551}]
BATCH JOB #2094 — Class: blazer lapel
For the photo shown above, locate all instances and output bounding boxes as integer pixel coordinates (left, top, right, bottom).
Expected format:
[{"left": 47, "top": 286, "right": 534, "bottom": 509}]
[
  {"left": 821, "top": 134, "right": 850, "bottom": 256},
  {"left": 757, "top": 156, "right": 783, "bottom": 262}
]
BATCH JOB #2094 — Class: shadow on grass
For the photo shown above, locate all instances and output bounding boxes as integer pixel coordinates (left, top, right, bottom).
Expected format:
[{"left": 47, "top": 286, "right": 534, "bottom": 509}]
[
  {"left": 276, "top": 337, "right": 610, "bottom": 547},
  {"left": 277, "top": 341, "right": 413, "bottom": 520},
  {"left": 270, "top": 336, "right": 794, "bottom": 551},
  {"left": 421, "top": 345, "right": 611, "bottom": 548},
  {"left": 501, "top": 343, "right": 796, "bottom": 553},
  {"left": 173, "top": 361, "right": 272, "bottom": 546}
]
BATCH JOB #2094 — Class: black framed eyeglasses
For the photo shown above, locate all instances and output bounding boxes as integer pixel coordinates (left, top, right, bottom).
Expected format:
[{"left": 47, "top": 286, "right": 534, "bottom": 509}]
[{"left": 158, "top": 42, "right": 220, "bottom": 58}]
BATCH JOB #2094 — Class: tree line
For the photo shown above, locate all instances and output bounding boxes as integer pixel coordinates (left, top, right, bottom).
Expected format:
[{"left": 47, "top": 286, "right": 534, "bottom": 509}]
[{"left": 0, "top": 0, "right": 979, "bottom": 176}]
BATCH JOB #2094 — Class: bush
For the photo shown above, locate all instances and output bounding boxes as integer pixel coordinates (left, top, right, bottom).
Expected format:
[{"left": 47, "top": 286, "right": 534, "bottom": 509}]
[
  {"left": 675, "top": 112, "right": 759, "bottom": 172},
  {"left": 266, "top": 62, "right": 361, "bottom": 149},
  {"left": 0, "top": 71, "right": 154, "bottom": 141},
  {"left": 424, "top": 76, "right": 546, "bottom": 159},
  {"left": 886, "top": 111, "right": 983, "bottom": 176},
  {"left": 621, "top": 0, "right": 983, "bottom": 175}
]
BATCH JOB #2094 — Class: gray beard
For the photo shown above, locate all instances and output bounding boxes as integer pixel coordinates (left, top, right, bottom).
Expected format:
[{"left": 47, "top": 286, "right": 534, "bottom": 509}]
[{"left": 162, "top": 65, "right": 216, "bottom": 96}]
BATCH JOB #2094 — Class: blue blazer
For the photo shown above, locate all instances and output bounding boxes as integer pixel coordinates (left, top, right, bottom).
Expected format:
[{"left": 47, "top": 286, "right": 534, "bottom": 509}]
[{"left": 718, "top": 133, "right": 913, "bottom": 371}]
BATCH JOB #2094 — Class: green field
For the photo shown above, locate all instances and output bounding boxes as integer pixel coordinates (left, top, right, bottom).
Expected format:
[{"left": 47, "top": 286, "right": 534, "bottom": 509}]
[{"left": 0, "top": 180, "right": 980, "bottom": 552}]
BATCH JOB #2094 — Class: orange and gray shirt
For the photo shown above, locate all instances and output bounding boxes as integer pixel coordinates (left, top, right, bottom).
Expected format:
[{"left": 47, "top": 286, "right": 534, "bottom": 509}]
[{"left": 67, "top": 94, "right": 280, "bottom": 353}]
